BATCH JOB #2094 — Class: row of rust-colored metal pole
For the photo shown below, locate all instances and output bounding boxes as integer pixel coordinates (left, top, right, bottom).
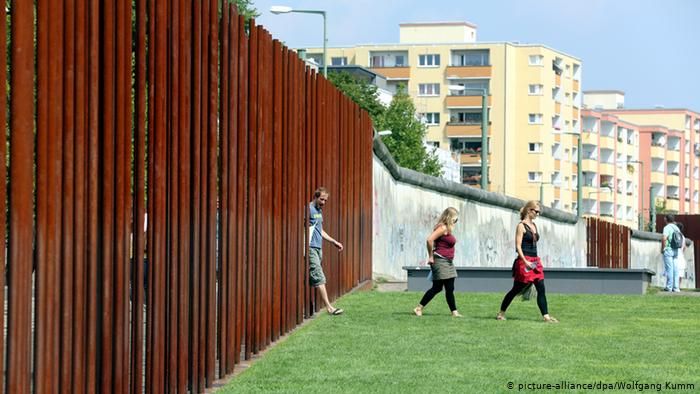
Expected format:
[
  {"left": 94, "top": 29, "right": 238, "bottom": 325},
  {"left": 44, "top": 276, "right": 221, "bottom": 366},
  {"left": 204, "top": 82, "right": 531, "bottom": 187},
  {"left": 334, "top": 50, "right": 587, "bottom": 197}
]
[{"left": 1, "top": 1, "right": 373, "bottom": 392}]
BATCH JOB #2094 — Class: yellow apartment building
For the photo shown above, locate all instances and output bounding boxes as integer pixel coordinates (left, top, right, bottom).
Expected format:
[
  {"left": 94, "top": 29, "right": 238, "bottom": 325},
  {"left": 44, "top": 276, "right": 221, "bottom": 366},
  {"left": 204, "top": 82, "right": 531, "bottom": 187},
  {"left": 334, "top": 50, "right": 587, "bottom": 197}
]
[{"left": 301, "top": 22, "right": 583, "bottom": 214}]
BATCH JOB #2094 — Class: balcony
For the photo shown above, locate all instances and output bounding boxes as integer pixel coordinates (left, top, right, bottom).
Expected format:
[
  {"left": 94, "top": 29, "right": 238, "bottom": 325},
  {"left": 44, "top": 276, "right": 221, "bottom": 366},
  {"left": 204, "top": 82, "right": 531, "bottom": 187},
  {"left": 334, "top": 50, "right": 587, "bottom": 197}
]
[
  {"left": 666, "top": 173, "right": 680, "bottom": 187},
  {"left": 598, "top": 192, "right": 614, "bottom": 203},
  {"left": 573, "top": 80, "right": 580, "bottom": 91},
  {"left": 446, "top": 123, "right": 487, "bottom": 137},
  {"left": 458, "top": 152, "right": 482, "bottom": 165},
  {"left": 445, "top": 65, "right": 492, "bottom": 79},
  {"left": 581, "top": 132, "right": 597, "bottom": 145},
  {"left": 555, "top": 102, "right": 561, "bottom": 115},
  {"left": 650, "top": 146, "right": 665, "bottom": 159},
  {"left": 599, "top": 135, "right": 615, "bottom": 150},
  {"left": 445, "top": 94, "right": 492, "bottom": 108},
  {"left": 582, "top": 186, "right": 597, "bottom": 198},
  {"left": 666, "top": 198, "right": 680, "bottom": 212},
  {"left": 581, "top": 158, "right": 598, "bottom": 172},
  {"left": 555, "top": 74, "right": 561, "bottom": 86},
  {"left": 369, "top": 66, "right": 410, "bottom": 80},
  {"left": 599, "top": 163, "right": 615, "bottom": 176},
  {"left": 650, "top": 171, "right": 665, "bottom": 184},
  {"left": 666, "top": 150, "right": 680, "bottom": 162},
  {"left": 573, "top": 107, "right": 579, "bottom": 119}
]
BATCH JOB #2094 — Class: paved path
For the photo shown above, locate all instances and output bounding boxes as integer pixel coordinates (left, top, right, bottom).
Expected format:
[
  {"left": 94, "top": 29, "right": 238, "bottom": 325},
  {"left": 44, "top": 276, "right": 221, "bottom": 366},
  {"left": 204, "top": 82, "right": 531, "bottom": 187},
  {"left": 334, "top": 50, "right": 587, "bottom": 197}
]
[{"left": 375, "top": 282, "right": 407, "bottom": 292}]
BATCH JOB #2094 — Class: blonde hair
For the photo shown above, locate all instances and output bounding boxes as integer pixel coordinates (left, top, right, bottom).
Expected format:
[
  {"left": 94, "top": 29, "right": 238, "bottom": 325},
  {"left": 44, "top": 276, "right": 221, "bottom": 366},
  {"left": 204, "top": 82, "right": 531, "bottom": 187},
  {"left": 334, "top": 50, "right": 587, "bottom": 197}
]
[
  {"left": 519, "top": 200, "right": 540, "bottom": 220},
  {"left": 436, "top": 207, "right": 459, "bottom": 232}
]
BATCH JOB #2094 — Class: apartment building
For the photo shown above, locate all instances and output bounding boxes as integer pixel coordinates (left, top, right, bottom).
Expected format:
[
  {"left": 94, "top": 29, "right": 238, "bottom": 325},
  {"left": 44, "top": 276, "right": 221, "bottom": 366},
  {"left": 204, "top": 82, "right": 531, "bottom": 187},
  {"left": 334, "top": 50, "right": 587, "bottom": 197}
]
[
  {"left": 301, "top": 22, "right": 583, "bottom": 212},
  {"left": 585, "top": 91, "right": 700, "bottom": 218},
  {"left": 580, "top": 110, "right": 640, "bottom": 228},
  {"left": 609, "top": 110, "right": 700, "bottom": 216}
]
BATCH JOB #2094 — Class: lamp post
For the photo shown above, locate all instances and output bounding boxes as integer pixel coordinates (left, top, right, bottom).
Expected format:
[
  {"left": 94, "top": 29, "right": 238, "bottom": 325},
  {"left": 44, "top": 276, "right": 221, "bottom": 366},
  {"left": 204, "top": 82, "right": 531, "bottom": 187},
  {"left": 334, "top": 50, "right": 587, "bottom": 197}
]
[
  {"left": 562, "top": 131, "right": 582, "bottom": 218},
  {"left": 620, "top": 160, "right": 645, "bottom": 231},
  {"left": 270, "top": 5, "right": 327, "bottom": 77},
  {"left": 373, "top": 128, "right": 392, "bottom": 140},
  {"left": 448, "top": 85, "right": 488, "bottom": 189},
  {"left": 587, "top": 185, "right": 613, "bottom": 217}
]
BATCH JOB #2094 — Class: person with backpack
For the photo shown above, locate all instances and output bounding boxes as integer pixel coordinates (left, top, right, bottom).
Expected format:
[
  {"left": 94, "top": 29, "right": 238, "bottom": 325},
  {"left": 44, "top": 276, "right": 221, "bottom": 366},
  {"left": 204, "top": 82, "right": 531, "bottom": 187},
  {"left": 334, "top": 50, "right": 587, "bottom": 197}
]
[{"left": 661, "top": 214, "right": 683, "bottom": 292}]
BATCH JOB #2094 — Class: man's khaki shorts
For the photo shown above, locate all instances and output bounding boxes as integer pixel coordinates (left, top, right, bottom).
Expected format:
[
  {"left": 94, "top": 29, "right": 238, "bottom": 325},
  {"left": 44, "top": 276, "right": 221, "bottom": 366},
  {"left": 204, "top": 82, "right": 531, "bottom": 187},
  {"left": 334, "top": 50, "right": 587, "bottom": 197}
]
[{"left": 309, "top": 248, "right": 326, "bottom": 287}]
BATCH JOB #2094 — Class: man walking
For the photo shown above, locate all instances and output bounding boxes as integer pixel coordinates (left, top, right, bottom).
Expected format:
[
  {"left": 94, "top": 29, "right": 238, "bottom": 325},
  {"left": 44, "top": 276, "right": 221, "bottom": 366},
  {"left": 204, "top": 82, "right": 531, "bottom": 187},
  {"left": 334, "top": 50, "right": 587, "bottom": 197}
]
[
  {"left": 308, "top": 187, "right": 345, "bottom": 315},
  {"left": 661, "top": 214, "right": 682, "bottom": 292}
]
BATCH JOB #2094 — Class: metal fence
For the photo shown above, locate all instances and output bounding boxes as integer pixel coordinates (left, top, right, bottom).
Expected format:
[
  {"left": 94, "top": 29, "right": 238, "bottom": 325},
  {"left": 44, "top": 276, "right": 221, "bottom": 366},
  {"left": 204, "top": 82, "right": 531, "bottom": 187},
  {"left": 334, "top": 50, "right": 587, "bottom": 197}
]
[
  {"left": 2, "top": 1, "right": 373, "bottom": 392},
  {"left": 586, "top": 217, "right": 630, "bottom": 268}
]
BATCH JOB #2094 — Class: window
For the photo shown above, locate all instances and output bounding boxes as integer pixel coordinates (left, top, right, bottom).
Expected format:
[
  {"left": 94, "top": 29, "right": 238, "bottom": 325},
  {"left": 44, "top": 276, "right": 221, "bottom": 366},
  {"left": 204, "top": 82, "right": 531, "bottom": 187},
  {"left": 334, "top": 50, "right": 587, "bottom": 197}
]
[
  {"left": 462, "top": 166, "right": 483, "bottom": 185},
  {"left": 528, "top": 55, "right": 544, "bottom": 66},
  {"left": 572, "top": 148, "right": 578, "bottom": 161},
  {"left": 418, "top": 83, "right": 440, "bottom": 96},
  {"left": 528, "top": 143, "right": 543, "bottom": 153},
  {"left": 420, "top": 112, "right": 441, "bottom": 125},
  {"left": 452, "top": 50, "right": 489, "bottom": 66},
  {"left": 395, "top": 55, "right": 405, "bottom": 67},
  {"left": 529, "top": 113, "right": 543, "bottom": 124},
  {"left": 308, "top": 54, "right": 324, "bottom": 66},
  {"left": 528, "top": 172, "right": 543, "bottom": 182},
  {"left": 572, "top": 175, "right": 578, "bottom": 190},
  {"left": 426, "top": 141, "right": 440, "bottom": 148},
  {"left": 450, "top": 111, "right": 483, "bottom": 124},
  {"left": 451, "top": 139, "right": 483, "bottom": 154},
  {"left": 330, "top": 57, "right": 347, "bottom": 66},
  {"left": 418, "top": 54, "right": 440, "bottom": 67},
  {"left": 528, "top": 84, "right": 543, "bottom": 95},
  {"left": 448, "top": 80, "right": 489, "bottom": 95}
]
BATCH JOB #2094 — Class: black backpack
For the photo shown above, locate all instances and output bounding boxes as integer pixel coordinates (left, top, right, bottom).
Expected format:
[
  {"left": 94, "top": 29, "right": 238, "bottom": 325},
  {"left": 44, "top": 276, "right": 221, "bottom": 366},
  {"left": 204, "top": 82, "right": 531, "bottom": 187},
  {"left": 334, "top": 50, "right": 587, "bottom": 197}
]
[{"left": 669, "top": 225, "right": 684, "bottom": 249}]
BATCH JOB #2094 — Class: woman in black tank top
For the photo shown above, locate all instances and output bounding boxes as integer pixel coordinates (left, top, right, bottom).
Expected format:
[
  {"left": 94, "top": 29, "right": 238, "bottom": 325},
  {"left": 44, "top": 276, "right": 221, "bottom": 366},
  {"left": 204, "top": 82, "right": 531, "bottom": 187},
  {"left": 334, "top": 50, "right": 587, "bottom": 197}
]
[{"left": 496, "top": 200, "right": 558, "bottom": 323}]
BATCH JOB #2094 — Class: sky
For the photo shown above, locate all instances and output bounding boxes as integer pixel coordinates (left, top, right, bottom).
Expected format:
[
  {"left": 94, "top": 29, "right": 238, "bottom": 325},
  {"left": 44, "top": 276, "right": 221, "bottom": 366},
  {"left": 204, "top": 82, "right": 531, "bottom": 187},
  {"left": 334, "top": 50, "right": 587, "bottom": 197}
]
[{"left": 252, "top": 0, "right": 700, "bottom": 111}]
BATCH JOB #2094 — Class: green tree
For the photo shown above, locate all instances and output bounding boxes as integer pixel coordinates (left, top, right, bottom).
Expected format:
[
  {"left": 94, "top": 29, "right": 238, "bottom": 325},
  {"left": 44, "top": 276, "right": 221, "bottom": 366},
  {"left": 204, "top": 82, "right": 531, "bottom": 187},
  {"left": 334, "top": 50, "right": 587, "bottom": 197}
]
[
  {"left": 376, "top": 86, "right": 442, "bottom": 177},
  {"left": 328, "top": 71, "right": 385, "bottom": 121},
  {"left": 232, "top": 0, "right": 260, "bottom": 21},
  {"left": 329, "top": 73, "right": 442, "bottom": 177}
]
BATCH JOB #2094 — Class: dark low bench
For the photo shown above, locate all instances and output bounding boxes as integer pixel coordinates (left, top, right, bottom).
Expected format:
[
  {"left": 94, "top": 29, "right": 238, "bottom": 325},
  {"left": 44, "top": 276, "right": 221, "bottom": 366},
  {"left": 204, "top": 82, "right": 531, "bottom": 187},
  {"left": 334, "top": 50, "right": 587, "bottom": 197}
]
[{"left": 403, "top": 266, "right": 656, "bottom": 295}]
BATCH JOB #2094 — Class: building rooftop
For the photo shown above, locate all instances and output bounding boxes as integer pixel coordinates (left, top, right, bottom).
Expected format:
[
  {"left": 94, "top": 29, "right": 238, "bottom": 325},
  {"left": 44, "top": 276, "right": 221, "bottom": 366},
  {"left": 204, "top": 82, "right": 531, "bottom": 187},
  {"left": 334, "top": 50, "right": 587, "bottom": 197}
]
[{"left": 399, "top": 21, "right": 478, "bottom": 29}]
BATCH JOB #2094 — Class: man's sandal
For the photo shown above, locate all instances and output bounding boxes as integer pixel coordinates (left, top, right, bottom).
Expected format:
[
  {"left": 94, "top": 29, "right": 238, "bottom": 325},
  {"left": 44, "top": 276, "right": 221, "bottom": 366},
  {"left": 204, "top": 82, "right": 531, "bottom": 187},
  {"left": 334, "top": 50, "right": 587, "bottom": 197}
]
[{"left": 543, "top": 316, "right": 559, "bottom": 323}]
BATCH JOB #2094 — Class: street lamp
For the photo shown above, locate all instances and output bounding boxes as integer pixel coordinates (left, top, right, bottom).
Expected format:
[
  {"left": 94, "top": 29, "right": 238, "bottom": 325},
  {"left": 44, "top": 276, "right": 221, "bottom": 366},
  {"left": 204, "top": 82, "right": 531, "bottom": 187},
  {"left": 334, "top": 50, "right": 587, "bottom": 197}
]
[
  {"left": 587, "top": 185, "right": 613, "bottom": 198},
  {"left": 618, "top": 160, "right": 647, "bottom": 231},
  {"left": 373, "top": 128, "right": 392, "bottom": 139},
  {"left": 562, "top": 131, "right": 582, "bottom": 219},
  {"left": 587, "top": 185, "right": 613, "bottom": 217},
  {"left": 448, "top": 85, "right": 488, "bottom": 189},
  {"left": 270, "top": 5, "right": 327, "bottom": 77}
]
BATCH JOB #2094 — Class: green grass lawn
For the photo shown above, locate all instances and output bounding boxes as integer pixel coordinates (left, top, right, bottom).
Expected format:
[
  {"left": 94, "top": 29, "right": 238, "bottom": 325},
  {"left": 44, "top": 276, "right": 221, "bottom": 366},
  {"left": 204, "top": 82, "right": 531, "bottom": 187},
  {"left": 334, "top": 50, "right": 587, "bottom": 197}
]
[{"left": 222, "top": 291, "right": 700, "bottom": 393}]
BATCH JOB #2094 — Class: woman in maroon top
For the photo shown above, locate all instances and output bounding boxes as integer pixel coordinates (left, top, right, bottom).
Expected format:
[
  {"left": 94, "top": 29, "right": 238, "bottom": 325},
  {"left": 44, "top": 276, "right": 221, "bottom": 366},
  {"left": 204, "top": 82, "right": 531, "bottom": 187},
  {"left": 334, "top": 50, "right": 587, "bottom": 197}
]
[
  {"left": 496, "top": 200, "right": 558, "bottom": 323},
  {"left": 414, "top": 207, "right": 462, "bottom": 317}
]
